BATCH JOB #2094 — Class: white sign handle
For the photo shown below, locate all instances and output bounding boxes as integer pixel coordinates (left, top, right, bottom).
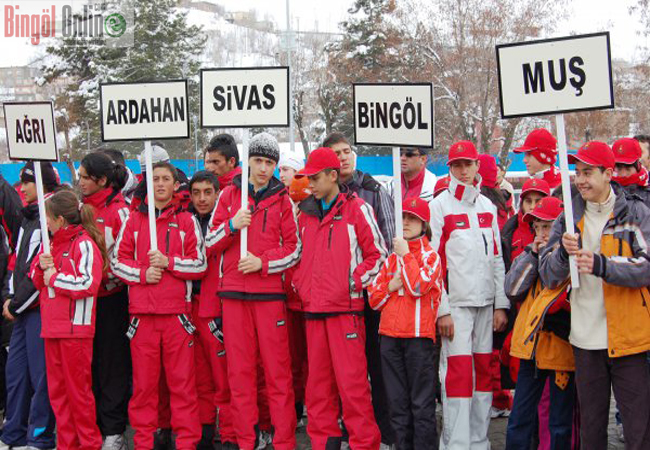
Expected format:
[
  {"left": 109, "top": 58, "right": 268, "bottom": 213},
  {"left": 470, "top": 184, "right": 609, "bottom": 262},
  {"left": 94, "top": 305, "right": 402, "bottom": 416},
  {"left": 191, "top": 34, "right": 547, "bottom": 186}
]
[
  {"left": 555, "top": 114, "right": 580, "bottom": 288},
  {"left": 392, "top": 146, "right": 405, "bottom": 295},
  {"left": 240, "top": 129, "right": 250, "bottom": 259},
  {"left": 34, "top": 162, "right": 55, "bottom": 298},
  {"left": 144, "top": 141, "right": 158, "bottom": 252}
]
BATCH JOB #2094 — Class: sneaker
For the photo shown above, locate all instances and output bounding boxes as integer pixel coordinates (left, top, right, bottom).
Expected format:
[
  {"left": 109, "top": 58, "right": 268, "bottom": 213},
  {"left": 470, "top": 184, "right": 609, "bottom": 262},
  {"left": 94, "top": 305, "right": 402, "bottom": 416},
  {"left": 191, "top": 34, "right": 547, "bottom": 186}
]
[
  {"left": 490, "top": 406, "right": 511, "bottom": 418},
  {"left": 254, "top": 430, "right": 272, "bottom": 450},
  {"left": 616, "top": 423, "right": 625, "bottom": 443},
  {"left": 0, "top": 441, "right": 11, "bottom": 450},
  {"left": 102, "top": 434, "right": 126, "bottom": 450}
]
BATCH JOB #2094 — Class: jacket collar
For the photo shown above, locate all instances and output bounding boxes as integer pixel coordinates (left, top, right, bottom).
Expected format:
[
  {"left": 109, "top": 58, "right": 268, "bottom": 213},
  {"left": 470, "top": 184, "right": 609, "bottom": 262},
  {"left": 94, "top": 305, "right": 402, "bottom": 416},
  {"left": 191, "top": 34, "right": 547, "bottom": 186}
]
[
  {"left": 83, "top": 188, "right": 118, "bottom": 210},
  {"left": 407, "top": 236, "right": 429, "bottom": 254},
  {"left": 299, "top": 185, "right": 353, "bottom": 221},
  {"left": 233, "top": 174, "right": 285, "bottom": 205},
  {"left": 218, "top": 166, "right": 242, "bottom": 189},
  {"left": 22, "top": 202, "right": 39, "bottom": 220},
  {"left": 137, "top": 196, "right": 182, "bottom": 219},
  {"left": 52, "top": 224, "right": 84, "bottom": 246},
  {"left": 572, "top": 183, "right": 631, "bottom": 228},
  {"left": 448, "top": 173, "right": 482, "bottom": 205}
]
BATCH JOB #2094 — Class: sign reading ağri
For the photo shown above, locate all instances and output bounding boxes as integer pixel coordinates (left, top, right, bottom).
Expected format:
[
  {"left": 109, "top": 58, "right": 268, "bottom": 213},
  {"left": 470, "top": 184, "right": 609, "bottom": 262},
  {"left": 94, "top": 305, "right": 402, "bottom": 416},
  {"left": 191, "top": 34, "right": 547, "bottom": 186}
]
[{"left": 3, "top": 101, "right": 58, "bottom": 161}]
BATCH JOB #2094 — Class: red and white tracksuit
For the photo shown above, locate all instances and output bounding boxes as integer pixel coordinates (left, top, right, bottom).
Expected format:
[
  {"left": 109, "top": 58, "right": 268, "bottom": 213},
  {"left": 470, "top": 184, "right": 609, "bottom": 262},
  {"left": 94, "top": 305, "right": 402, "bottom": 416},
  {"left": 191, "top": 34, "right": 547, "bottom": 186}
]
[
  {"left": 291, "top": 191, "right": 387, "bottom": 450},
  {"left": 430, "top": 174, "right": 509, "bottom": 450},
  {"left": 30, "top": 225, "right": 104, "bottom": 450},
  {"left": 111, "top": 201, "right": 206, "bottom": 450},
  {"left": 206, "top": 176, "right": 301, "bottom": 450}
]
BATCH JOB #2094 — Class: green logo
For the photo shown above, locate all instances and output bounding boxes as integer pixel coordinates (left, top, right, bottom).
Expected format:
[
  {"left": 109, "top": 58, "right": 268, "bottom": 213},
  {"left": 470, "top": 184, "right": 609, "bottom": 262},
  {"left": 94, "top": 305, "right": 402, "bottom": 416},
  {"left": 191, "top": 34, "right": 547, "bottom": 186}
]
[{"left": 104, "top": 13, "right": 126, "bottom": 38}]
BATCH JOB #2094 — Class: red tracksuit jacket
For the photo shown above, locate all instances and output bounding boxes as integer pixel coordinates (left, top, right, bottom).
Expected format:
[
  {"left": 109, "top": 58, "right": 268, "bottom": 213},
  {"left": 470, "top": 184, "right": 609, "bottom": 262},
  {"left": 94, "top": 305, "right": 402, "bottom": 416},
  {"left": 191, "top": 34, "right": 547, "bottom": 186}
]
[
  {"left": 190, "top": 205, "right": 222, "bottom": 318},
  {"left": 205, "top": 176, "right": 301, "bottom": 300},
  {"left": 30, "top": 225, "right": 103, "bottom": 339},
  {"left": 83, "top": 188, "right": 130, "bottom": 297},
  {"left": 111, "top": 200, "right": 207, "bottom": 314},
  {"left": 291, "top": 191, "right": 388, "bottom": 313}
]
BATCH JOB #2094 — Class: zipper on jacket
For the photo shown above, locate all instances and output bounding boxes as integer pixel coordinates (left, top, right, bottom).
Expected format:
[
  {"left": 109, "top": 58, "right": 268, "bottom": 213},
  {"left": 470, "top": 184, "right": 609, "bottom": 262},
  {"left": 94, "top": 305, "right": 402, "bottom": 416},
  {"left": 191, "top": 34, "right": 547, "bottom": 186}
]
[
  {"left": 482, "top": 233, "right": 488, "bottom": 255},
  {"left": 165, "top": 227, "right": 171, "bottom": 254},
  {"left": 328, "top": 224, "right": 334, "bottom": 249},
  {"left": 262, "top": 208, "right": 268, "bottom": 232}
]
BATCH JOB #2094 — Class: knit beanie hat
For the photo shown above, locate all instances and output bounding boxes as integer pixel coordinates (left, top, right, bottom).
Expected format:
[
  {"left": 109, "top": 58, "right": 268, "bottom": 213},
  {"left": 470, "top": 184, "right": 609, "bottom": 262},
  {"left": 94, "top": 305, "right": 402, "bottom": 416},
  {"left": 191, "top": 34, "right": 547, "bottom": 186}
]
[
  {"left": 248, "top": 133, "right": 280, "bottom": 164},
  {"left": 138, "top": 144, "right": 170, "bottom": 171}
]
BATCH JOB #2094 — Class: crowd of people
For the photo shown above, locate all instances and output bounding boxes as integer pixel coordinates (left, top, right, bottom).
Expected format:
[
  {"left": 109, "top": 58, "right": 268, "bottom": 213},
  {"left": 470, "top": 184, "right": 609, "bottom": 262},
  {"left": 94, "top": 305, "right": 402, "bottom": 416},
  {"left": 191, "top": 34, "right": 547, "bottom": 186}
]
[{"left": 0, "top": 129, "right": 649, "bottom": 450}]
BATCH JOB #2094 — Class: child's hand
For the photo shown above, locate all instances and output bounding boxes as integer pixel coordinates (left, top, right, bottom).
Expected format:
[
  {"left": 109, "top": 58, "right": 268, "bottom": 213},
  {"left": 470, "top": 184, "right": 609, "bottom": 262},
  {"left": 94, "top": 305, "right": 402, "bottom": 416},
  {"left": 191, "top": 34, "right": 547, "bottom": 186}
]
[
  {"left": 393, "top": 237, "right": 409, "bottom": 258},
  {"left": 493, "top": 309, "right": 508, "bottom": 332},
  {"left": 44, "top": 268, "right": 57, "bottom": 287},
  {"left": 232, "top": 209, "right": 252, "bottom": 230},
  {"left": 576, "top": 250, "right": 595, "bottom": 274},
  {"left": 561, "top": 232, "right": 580, "bottom": 256},
  {"left": 238, "top": 252, "right": 262, "bottom": 274},
  {"left": 532, "top": 235, "right": 547, "bottom": 253},
  {"left": 437, "top": 315, "right": 454, "bottom": 340},
  {"left": 148, "top": 250, "right": 169, "bottom": 269},
  {"left": 145, "top": 266, "right": 163, "bottom": 284},
  {"left": 3, "top": 300, "right": 14, "bottom": 321},
  {"left": 39, "top": 253, "right": 54, "bottom": 270},
  {"left": 388, "top": 272, "right": 403, "bottom": 293}
]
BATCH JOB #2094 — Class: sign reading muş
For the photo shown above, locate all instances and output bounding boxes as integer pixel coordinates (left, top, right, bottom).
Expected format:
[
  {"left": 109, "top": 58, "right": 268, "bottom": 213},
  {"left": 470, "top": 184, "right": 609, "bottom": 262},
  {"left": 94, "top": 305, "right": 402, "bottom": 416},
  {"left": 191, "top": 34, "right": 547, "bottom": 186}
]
[
  {"left": 353, "top": 83, "right": 434, "bottom": 148},
  {"left": 100, "top": 80, "right": 190, "bottom": 141},
  {"left": 200, "top": 67, "right": 290, "bottom": 128},
  {"left": 3, "top": 101, "right": 58, "bottom": 161},
  {"left": 496, "top": 32, "right": 614, "bottom": 119}
]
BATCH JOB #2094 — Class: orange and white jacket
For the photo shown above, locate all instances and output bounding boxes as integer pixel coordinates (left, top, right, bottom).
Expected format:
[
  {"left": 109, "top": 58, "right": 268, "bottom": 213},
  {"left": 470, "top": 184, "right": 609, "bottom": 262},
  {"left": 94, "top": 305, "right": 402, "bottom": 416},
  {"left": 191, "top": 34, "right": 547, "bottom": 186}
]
[{"left": 369, "top": 237, "right": 443, "bottom": 340}]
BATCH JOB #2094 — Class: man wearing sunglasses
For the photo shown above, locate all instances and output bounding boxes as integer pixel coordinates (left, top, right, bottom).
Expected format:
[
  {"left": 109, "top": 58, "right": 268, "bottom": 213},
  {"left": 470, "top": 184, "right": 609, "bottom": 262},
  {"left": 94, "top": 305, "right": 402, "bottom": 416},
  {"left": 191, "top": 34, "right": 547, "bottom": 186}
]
[{"left": 387, "top": 147, "right": 438, "bottom": 204}]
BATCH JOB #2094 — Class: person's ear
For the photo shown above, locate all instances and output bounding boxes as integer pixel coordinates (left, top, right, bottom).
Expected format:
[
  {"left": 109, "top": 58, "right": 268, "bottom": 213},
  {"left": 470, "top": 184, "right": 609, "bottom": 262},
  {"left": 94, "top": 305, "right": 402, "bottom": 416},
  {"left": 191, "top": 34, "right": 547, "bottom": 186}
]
[
  {"left": 99, "top": 176, "right": 108, "bottom": 188},
  {"left": 174, "top": 181, "right": 180, "bottom": 192},
  {"left": 228, "top": 157, "right": 236, "bottom": 169}
]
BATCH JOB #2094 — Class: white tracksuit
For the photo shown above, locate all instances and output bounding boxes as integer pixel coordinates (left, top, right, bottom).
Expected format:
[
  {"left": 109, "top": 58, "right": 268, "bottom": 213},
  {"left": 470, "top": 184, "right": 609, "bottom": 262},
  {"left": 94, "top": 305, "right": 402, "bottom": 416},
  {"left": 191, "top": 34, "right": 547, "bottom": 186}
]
[{"left": 430, "top": 174, "right": 509, "bottom": 450}]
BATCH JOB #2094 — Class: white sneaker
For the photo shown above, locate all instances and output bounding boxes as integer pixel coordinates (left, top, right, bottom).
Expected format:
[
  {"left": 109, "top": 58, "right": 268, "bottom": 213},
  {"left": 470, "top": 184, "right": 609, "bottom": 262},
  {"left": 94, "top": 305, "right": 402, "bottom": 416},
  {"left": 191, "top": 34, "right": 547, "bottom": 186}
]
[
  {"left": 102, "top": 434, "right": 126, "bottom": 450},
  {"left": 490, "top": 406, "right": 511, "bottom": 418},
  {"left": 0, "top": 441, "right": 11, "bottom": 450},
  {"left": 255, "top": 430, "right": 272, "bottom": 450}
]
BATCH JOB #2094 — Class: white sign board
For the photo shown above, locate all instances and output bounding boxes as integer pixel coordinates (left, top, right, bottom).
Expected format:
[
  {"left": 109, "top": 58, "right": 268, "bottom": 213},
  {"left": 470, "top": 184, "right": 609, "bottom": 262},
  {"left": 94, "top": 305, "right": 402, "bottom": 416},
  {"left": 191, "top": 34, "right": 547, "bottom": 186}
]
[
  {"left": 200, "top": 67, "right": 290, "bottom": 128},
  {"left": 100, "top": 80, "right": 190, "bottom": 141},
  {"left": 353, "top": 83, "right": 434, "bottom": 148},
  {"left": 3, "top": 102, "right": 58, "bottom": 161},
  {"left": 496, "top": 32, "right": 614, "bottom": 119}
]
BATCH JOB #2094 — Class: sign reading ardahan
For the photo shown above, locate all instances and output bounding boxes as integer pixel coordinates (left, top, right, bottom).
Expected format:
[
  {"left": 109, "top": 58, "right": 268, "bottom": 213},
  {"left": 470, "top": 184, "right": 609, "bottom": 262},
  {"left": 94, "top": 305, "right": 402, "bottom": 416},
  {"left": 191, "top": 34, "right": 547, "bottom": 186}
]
[
  {"left": 496, "top": 32, "right": 614, "bottom": 118},
  {"left": 100, "top": 80, "right": 189, "bottom": 141},
  {"left": 353, "top": 83, "right": 434, "bottom": 148},
  {"left": 200, "top": 67, "right": 290, "bottom": 128},
  {"left": 3, "top": 101, "right": 58, "bottom": 161}
]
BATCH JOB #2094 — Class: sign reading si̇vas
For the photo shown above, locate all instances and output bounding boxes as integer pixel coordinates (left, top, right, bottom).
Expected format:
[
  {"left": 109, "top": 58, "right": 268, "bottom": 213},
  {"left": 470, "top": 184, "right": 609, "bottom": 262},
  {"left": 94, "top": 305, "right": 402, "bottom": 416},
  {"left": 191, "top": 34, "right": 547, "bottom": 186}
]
[
  {"left": 3, "top": 101, "right": 58, "bottom": 161},
  {"left": 353, "top": 83, "right": 434, "bottom": 148},
  {"left": 100, "top": 80, "right": 190, "bottom": 141},
  {"left": 496, "top": 32, "right": 614, "bottom": 118},
  {"left": 200, "top": 67, "right": 290, "bottom": 128}
]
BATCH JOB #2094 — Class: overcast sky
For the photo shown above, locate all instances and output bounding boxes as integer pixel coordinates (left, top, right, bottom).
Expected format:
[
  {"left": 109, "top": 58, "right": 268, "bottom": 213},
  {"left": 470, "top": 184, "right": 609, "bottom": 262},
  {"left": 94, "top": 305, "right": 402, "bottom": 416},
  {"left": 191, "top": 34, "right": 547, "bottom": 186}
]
[{"left": 0, "top": 0, "right": 647, "bottom": 67}]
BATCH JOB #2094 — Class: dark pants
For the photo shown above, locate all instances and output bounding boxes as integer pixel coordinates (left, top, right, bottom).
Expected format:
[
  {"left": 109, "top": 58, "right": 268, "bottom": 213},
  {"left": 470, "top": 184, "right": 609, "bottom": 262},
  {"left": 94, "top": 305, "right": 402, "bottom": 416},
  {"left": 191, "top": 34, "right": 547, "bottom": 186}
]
[
  {"left": 92, "top": 290, "right": 132, "bottom": 436},
  {"left": 505, "top": 359, "right": 574, "bottom": 450},
  {"left": 1, "top": 309, "right": 56, "bottom": 448},
  {"left": 380, "top": 335, "right": 437, "bottom": 450},
  {"left": 573, "top": 347, "right": 650, "bottom": 450},
  {"left": 364, "top": 297, "right": 395, "bottom": 445}
]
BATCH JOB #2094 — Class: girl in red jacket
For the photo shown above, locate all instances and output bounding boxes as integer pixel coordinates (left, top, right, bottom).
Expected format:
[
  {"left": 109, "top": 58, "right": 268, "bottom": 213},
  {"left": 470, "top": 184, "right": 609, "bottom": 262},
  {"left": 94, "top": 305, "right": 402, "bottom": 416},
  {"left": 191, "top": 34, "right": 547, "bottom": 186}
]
[
  {"left": 369, "top": 197, "right": 443, "bottom": 450},
  {"left": 30, "top": 190, "right": 107, "bottom": 450}
]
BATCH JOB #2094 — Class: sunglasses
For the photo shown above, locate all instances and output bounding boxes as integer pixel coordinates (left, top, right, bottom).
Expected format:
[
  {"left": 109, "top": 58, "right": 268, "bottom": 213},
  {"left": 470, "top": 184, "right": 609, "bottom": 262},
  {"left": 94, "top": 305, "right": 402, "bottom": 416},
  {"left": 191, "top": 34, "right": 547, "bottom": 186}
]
[{"left": 400, "top": 151, "right": 420, "bottom": 158}]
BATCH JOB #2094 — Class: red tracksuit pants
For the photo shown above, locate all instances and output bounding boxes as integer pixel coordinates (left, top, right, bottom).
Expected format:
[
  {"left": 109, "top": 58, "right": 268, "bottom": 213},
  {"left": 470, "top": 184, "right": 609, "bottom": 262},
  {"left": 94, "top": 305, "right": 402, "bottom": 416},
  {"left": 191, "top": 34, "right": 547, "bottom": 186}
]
[
  {"left": 129, "top": 314, "right": 200, "bottom": 450},
  {"left": 45, "top": 338, "right": 102, "bottom": 450},
  {"left": 222, "top": 299, "right": 296, "bottom": 450},
  {"left": 287, "top": 308, "right": 308, "bottom": 404},
  {"left": 305, "top": 314, "right": 381, "bottom": 450}
]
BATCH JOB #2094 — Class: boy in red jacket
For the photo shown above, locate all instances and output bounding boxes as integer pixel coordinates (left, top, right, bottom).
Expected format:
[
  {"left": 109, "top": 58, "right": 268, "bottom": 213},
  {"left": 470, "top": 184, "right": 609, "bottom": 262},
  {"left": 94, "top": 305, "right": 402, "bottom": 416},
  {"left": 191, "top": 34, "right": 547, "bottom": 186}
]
[
  {"left": 206, "top": 133, "right": 301, "bottom": 450},
  {"left": 292, "top": 147, "right": 388, "bottom": 450},
  {"left": 112, "top": 162, "right": 207, "bottom": 450}
]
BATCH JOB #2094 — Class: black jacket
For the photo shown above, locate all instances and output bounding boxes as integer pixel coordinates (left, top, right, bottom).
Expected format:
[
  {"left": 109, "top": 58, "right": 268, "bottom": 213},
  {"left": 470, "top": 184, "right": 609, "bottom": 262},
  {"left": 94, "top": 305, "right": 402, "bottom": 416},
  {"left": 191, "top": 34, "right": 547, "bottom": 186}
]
[
  {"left": 344, "top": 170, "right": 395, "bottom": 251},
  {"left": 3, "top": 203, "right": 42, "bottom": 316},
  {"left": 0, "top": 174, "right": 24, "bottom": 247}
]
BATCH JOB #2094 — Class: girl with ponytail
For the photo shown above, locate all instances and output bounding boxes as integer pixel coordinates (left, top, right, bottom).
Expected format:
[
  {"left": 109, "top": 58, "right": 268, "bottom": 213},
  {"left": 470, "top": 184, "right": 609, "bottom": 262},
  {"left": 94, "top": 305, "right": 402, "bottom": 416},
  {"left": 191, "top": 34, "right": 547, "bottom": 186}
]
[
  {"left": 78, "top": 152, "right": 132, "bottom": 449},
  {"left": 29, "top": 190, "right": 105, "bottom": 450}
]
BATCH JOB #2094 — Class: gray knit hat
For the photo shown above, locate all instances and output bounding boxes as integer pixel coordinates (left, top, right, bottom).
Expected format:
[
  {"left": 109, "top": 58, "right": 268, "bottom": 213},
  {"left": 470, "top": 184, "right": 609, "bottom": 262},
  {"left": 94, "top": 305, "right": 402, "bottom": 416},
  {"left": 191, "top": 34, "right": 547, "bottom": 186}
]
[
  {"left": 138, "top": 144, "right": 170, "bottom": 171},
  {"left": 248, "top": 132, "right": 280, "bottom": 164}
]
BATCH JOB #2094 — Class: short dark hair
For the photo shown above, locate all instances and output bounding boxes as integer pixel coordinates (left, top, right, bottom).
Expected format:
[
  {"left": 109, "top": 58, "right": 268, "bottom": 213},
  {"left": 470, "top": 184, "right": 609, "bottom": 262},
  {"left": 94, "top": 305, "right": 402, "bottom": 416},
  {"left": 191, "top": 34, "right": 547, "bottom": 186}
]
[
  {"left": 323, "top": 132, "right": 350, "bottom": 149},
  {"left": 190, "top": 170, "right": 219, "bottom": 191},
  {"left": 634, "top": 134, "right": 650, "bottom": 145},
  {"left": 152, "top": 161, "right": 179, "bottom": 182},
  {"left": 97, "top": 148, "right": 126, "bottom": 166},
  {"left": 205, "top": 134, "right": 239, "bottom": 165}
]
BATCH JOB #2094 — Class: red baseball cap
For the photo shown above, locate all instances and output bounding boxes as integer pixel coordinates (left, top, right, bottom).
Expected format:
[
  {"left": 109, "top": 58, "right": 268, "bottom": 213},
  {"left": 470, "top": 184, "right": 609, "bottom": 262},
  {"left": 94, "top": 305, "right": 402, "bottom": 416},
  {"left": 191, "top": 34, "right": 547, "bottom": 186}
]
[
  {"left": 567, "top": 141, "right": 615, "bottom": 170},
  {"left": 521, "top": 178, "right": 551, "bottom": 198},
  {"left": 612, "top": 138, "right": 642, "bottom": 165},
  {"left": 403, "top": 197, "right": 430, "bottom": 223},
  {"left": 514, "top": 129, "right": 557, "bottom": 154},
  {"left": 524, "top": 196, "right": 563, "bottom": 223},
  {"left": 447, "top": 141, "right": 479, "bottom": 165},
  {"left": 434, "top": 176, "right": 450, "bottom": 197},
  {"left": 295, "top": 147, "right": 341, "bottom": 178}
]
